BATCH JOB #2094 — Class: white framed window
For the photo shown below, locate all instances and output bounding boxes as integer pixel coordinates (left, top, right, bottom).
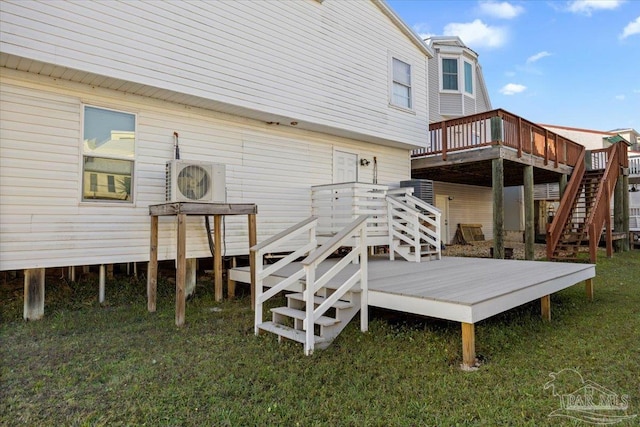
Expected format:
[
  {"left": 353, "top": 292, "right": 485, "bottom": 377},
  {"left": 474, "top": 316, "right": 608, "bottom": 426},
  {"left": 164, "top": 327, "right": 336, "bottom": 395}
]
[
  {"left": 82, "top": 105, "right": 135, "bottom": 202},
  {"left": 464, "top": 61, "right": 473, "bottom": 95},
  {"left": 391, "top": 57, "right": 412, "bottom": 110},
  {"left": 441, "top": 57, "right": 458, "bottom": 91}
]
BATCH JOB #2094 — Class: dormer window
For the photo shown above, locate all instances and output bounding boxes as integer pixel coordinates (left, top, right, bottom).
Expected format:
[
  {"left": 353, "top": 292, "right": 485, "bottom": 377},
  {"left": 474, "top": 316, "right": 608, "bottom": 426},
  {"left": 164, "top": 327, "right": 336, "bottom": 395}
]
[{"left": 442, "top": 58, "right": 458, "bottom": 91}]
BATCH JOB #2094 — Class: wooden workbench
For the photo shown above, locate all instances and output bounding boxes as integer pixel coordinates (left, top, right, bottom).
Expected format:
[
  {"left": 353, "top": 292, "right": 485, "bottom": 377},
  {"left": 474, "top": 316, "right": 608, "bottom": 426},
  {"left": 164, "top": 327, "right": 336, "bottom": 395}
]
[{"left": 147, "top": 202, "right": 258, "bottom": 326}]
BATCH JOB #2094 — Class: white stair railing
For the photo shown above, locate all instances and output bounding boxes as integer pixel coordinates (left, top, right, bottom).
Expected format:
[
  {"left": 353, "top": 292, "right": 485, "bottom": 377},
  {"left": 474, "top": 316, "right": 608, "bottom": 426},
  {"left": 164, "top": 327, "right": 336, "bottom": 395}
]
[
  {"left": 386, "top": 194, "right": 441, "bottom": 262},
  {"left": 252, "top": 217, "right": 318, "bottom": 335},
  {"left": 300, "top": 215, "right": 369, "bottom": 355}
]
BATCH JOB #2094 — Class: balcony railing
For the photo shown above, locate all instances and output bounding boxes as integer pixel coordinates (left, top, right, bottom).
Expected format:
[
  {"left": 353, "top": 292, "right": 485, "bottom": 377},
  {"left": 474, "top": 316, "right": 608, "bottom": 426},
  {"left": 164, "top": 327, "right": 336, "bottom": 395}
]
[{"left": 413, "top": 108, "right": 584, "bottom": 168}]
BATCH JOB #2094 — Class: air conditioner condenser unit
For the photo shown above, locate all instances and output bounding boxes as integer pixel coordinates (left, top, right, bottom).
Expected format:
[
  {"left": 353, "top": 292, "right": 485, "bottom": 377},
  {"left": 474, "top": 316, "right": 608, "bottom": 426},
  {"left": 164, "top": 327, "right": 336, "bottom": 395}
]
[{"left": 165, "top": 160, "right": 226, "bottom": 203}]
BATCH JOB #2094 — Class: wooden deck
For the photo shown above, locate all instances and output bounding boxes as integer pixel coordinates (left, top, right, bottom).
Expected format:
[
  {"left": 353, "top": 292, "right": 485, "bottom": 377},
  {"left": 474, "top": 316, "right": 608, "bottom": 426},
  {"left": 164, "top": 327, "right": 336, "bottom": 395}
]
[{"left": 230, "top": 256, "right": 595, "bottom": 367}]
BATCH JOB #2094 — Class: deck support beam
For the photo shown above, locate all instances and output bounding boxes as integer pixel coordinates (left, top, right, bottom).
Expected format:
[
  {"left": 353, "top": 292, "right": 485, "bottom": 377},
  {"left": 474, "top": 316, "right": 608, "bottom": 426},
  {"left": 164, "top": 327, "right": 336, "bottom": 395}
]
[
  {"left": 524, "top": 165, "right": 535, "bottom": 260},
  {"left": 176, "top": 213, "right": 187, "bottom": 327},
  {"left": 24, "top": 268, "right": 45, "bottom": 320},
  {"left": 461, "top": 322, "right": 476, "bottom": 369},
  {"left": 147, "top": 216, "right": 158, "bottom": 313},
  {"left": 214, "top": 215, "right": 223, "bottom": 302},
  {"left": 585, "top": 278, "right": 594, "bottom": 302},
  {"left": 492, "top": 158, "right": 504, "bottom": 259},
  {"left": 541, "top": 295, "right": 551, "bottom": 321},
  {"left": 228, "top": 257, "right": 237, "bottom": 299},
  {"left": 559, "top": 174, "right": 568, "bottom": 199}
]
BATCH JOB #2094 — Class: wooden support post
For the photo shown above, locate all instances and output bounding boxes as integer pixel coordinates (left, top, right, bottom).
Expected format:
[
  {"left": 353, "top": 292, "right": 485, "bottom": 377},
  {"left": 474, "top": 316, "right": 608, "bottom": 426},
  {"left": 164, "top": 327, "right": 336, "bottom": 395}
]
[
  {"left": 99, "top": 264, "right": 106, "bottom": 304},
  {"left": 559, "top": 174, "right": 568, "bottom": 199},
  {"left": 214, "top": 215, "right": 223, "bottom": 302},
  {"left": 248, "top": 213, "right": 258, "bottom": 309},
  {"left": 585, "top": 278, "right": 594, "bottom": 302},
  {"left": 176, "top": 213, "right": 187, "bottom": 327},
  {"left": 148, "top": 215, "right": 158, "bottom": 312},
  {"left": 622, "top": 175, "right": 630, "bottom": 251},
  {"left": 524, "top": 165, "right": 535, "bottom": 260},
  {"left": 186, "top": 258, "right": 197, "bottom": 298},
  {"left": 23, "top": 268, "right": 45, "bottom": 320},
  {"left": 69, "top": 266, "right": 76, "bottom": 282},
  {"left": 82, "top": 265, "right": 90, "bottom": 274},
  {"left": 441, "top": 120, "right": 448, "bottom": 161},
  {"left": 227, "top": 257, "right": 237, "bottom": 300},
  {"left": 492, "top": 158, "right": 505, "bottom": 259},
  {"left": 461, "top": 323, "right": 476, "bottom": 369},
  {"left": 106, "top": 264, "right": 114, "bottom": 280},
  {"left": 605, "top": 185, "right": 613, "bottom": 258},
  {"left": 541, "top": 295, "right": 551, "bottom": 321},
  {"left": 490, "top": 116, "right": 503, "bottom": 142},
  {"left": 614, "top": 176, "right": 624, "bottom": 253}
]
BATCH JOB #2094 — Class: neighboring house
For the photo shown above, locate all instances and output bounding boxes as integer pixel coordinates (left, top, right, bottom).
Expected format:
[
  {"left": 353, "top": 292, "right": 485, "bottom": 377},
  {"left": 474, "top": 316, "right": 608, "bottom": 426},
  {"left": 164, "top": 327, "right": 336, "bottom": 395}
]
[
  {"left": 0, "top": 1, "right": 433, "bottom": 273},
  {"left": 418, "top": 36, "right": 495, "bottom": 244}
]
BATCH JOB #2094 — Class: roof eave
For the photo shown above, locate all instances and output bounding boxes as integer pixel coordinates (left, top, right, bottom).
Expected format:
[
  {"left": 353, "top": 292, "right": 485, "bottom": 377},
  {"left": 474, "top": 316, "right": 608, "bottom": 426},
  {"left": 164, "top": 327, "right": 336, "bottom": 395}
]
[{"left": 373, "top": 0, "right": 434, "bottom": 58}]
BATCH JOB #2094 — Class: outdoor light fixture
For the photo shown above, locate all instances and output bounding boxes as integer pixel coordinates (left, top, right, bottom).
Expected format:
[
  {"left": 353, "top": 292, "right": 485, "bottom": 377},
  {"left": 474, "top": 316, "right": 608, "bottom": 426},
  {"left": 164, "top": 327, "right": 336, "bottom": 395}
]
[{"left": 360, "top": 158, "right": 370, "bottom": 166}]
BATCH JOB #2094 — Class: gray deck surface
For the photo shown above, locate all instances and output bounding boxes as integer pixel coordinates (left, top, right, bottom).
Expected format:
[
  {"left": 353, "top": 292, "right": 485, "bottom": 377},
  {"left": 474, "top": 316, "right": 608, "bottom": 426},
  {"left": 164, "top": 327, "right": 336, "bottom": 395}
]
[{"left": 231, "top": 256, "right": 595, "bottom": 324}]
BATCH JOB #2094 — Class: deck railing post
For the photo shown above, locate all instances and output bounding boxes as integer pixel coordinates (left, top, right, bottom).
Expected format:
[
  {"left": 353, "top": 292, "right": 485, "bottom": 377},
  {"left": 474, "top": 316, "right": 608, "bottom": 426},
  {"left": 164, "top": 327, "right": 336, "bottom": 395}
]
[
  {"left": 359, "top": 224, "right": 368, "bottom": 333},
  {"left": 441, "top": 120, "right": 448, "bottom": 161}
]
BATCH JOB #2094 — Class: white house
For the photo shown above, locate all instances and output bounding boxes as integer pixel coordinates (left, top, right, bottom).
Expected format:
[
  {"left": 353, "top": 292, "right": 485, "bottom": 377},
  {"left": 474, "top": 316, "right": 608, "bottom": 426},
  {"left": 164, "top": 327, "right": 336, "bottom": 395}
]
[
  {"left": 0, "top": 1, "right": 433, "bottom": 278},
  {"left": 413, "top": 36, "right": 495, "bottom": 244}
]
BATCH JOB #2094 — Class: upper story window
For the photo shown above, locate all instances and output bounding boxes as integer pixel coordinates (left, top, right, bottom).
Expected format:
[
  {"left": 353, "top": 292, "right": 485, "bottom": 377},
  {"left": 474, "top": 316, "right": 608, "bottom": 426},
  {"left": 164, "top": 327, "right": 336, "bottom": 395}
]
[
  {"left": 391, "top": 57, "right": 412, "bottom": 109},
  {"left": 442, "top": 58, "right": 458, "bottom": 91},
  {"left": 82, "top": 106, "right": 135, "bottom": 202},
  {"left": 464, "top": 61, "right": 473, "bottom": 95}
]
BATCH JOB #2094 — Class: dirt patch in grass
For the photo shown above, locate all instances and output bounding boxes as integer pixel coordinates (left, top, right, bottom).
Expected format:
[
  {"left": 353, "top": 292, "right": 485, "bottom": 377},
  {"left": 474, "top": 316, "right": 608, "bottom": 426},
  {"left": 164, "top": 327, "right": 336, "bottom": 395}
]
[{"left": 443, "top": 239, "right": 548, "bottom": 260}]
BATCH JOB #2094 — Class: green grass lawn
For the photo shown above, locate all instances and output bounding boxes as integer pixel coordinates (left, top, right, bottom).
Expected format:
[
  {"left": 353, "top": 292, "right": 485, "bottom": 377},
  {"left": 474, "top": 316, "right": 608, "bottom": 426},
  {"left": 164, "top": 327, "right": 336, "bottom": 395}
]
[{"left": 1, "top": 251, "right": 639, "bottom": 426}]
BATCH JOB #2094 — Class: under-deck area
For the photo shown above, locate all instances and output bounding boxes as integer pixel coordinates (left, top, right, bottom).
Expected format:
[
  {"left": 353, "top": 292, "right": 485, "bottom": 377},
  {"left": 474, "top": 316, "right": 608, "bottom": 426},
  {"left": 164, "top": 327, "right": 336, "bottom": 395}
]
[{"left": 231, "top": 256, "right": 595, "bottom": 367}]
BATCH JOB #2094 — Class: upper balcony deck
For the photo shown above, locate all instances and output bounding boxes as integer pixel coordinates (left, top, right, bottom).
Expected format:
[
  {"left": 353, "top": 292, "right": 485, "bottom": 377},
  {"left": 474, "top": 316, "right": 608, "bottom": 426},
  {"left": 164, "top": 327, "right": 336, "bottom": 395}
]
[{"left": 411, "top": 109, "right": 584, "bottom": 187}]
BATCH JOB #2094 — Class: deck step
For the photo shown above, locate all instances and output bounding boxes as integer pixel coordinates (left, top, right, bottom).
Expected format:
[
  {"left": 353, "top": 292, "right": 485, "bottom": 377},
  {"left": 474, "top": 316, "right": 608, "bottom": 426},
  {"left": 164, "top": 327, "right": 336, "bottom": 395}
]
[
  {"left": 258, "top": 321, "right": 328, "bottom": 344},
  {"left": 271, "top": 307, "right": 340, "bottom": 327},
  {"left": 286, "top": 293, "right": 353, "bottom": 310}
]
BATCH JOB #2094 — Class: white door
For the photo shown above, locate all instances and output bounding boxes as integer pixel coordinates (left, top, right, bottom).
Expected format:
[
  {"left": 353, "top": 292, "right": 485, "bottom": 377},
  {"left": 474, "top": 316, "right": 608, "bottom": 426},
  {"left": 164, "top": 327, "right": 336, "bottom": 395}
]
[
  {"left": 333, "top": 150, "right": 358, "bottom": 183},
  {"left": 435, "top": 195, "right": 450, "bottom": 244}
]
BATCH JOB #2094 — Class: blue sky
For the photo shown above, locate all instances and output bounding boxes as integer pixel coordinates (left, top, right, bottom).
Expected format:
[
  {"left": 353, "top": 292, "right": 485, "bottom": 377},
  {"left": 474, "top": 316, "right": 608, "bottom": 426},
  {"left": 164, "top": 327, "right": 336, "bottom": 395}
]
[{"left": 386, "top": 0, "right": 640, "bottom": 132}]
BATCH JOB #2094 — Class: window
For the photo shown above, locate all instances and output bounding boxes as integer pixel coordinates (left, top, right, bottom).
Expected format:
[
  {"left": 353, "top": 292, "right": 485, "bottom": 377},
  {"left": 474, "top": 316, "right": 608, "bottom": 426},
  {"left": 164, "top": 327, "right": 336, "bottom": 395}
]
[
  {"left": 391, "top": 58, "right": 412, "bottom": 109},
  {"left": 464, "top": 61, "right": 473, "bottom": 94},
  {"left": 82, "top": 106, "right": 135, "bottom": 202},
  {"left": 442, "top": 58, "right": 458, "bottom": 91}
]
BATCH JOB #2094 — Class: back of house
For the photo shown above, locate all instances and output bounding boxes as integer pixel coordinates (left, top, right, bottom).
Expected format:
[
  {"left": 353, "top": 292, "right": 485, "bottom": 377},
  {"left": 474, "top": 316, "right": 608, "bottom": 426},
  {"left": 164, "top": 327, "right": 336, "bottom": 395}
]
[{"left": 0, "top": 0, "right": 432, "bottom": 272}]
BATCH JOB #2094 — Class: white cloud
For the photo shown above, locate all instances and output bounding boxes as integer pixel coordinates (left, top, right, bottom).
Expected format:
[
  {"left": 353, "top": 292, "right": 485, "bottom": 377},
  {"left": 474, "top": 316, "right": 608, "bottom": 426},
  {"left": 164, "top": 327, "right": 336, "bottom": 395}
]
[
  {"left": 567, "top": 0, "right": 625, "bottom": 16},
  {"left": 443, "top": 19, "right": 508, "bottom": 48},
  {"left": 412, "top": 23, "right": 436, "bottom": 41},
  {"left": 620, "top": 16, "right": 640, "bottom": 39},
  {"left": 500, "top": 83, "right": 527, "bottom": 95},
  {"left": 526, "top": 51, "right": 552, "bottom": 63},
  {"left": 478, "top": 1, "right": 524, "bottom": 19},
  {"left": 615, "top": 94, "right": 625, "bottom": 100}
]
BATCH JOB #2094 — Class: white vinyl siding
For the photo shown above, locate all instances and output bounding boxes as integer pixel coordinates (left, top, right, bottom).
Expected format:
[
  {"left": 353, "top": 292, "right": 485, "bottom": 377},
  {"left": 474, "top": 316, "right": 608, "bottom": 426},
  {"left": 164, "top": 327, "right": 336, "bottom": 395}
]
[
  {"left": 433, "top": 182, "right": 494, "bottom": 243},
  {"left": 0, "top": 71, "right": 410, "bottom": 270},
  {"left": 0, "top": 0, "right": 429, "bottom": 149}
]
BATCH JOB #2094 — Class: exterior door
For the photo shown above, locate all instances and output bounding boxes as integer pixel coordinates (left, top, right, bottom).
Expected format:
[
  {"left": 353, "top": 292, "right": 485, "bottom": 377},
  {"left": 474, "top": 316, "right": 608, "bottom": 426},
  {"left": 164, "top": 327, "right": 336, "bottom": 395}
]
[
  {"left": 333, "top": 150, "right": 358, "bottom": 183},
  {"left": 435, "top": 195, "right": 450, "bottom": 244}
]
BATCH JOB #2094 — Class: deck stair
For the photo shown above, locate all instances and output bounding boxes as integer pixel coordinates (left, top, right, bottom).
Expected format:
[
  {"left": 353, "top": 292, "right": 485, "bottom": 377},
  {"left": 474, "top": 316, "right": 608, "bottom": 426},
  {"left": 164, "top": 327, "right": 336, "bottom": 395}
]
[
  {"left": 253, "top": 215, "right": 369, "bottom": 355},
  {"left": 547, "top": 143, "right": 628, "bottom": 262},
  {"left": 387, "top": 193, "right": 441, "bottom": 262},
  {"left": 551, "top": 170, "right": 603, "bottom": 261}
]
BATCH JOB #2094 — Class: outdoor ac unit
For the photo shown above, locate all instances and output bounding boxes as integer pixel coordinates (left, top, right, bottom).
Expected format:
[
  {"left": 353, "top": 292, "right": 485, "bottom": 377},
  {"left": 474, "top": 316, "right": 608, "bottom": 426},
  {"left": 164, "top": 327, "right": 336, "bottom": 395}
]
[{"left": 165, "top": 160, "right": 226, "bottom": 203}]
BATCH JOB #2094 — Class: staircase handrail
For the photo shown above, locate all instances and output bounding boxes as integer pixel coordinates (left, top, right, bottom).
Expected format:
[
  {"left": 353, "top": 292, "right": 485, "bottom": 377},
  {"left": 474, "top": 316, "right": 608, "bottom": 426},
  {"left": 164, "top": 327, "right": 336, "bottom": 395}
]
[
  {"left": 300, "top": 215, "right": 369, "bottom": 355},
  {"left": 386, "top": 194, "right": 441, "bottom": 261},
  {"left": 585, "top": 143, "right": 624, "bottom": 261},
  {"left": 546, "top": 149, "right": 586, "bottom": 259},
  {"left": 253, "top": 216, "right": 318, "bottom": 335}
]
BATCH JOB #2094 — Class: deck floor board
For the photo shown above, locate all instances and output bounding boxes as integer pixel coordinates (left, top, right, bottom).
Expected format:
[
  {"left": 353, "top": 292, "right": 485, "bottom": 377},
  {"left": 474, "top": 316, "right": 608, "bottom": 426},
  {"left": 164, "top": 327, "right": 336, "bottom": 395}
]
[{"left": 230, "top": 255, "right": 595, "bottom": 324}]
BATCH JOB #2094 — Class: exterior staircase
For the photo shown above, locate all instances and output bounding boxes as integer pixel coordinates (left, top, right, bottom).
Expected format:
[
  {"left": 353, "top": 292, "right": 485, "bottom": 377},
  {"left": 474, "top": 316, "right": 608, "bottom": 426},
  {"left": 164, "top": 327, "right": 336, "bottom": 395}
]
[
  {"left": 387, "top": 193, "right": 441, "bottom": 261},
  {"left": 258, "top": 287, "right": 362, "bottom": 351},
  {"left": 550, "top": 170, "right": 603, "bottom": 261},
  {"left": 547, "top": 143, "right": 628, "bottom": 263}
]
